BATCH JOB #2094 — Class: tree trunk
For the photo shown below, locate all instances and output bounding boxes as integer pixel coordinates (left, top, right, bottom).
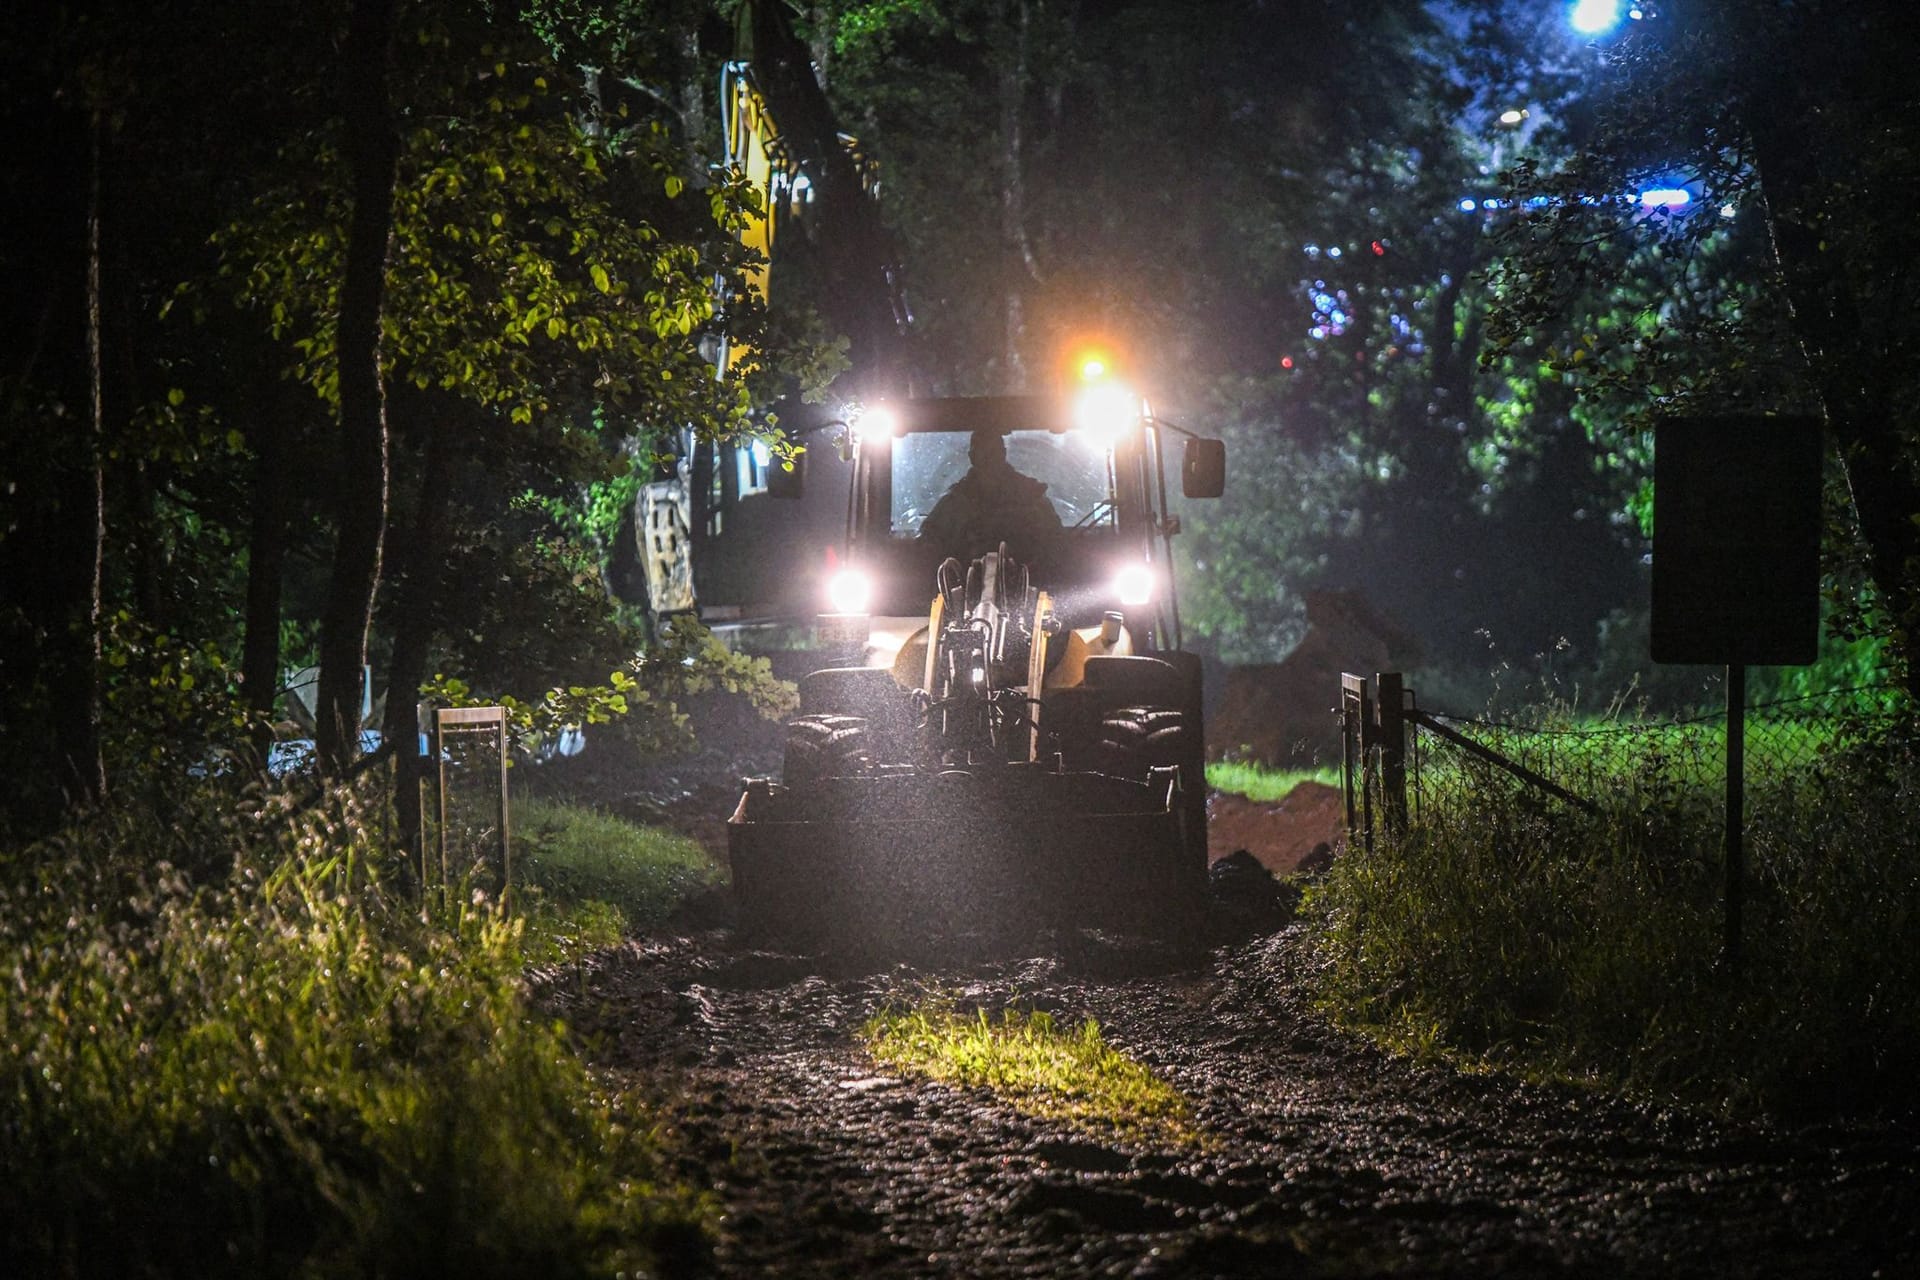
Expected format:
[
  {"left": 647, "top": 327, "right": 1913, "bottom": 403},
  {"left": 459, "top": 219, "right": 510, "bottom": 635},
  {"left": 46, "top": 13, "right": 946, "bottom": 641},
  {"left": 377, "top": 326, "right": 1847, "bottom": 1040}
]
[
  {"left": 317, "top": 0, "right": 399, "bottom": 775},
  {"left": 384, "top": 407, "right": 458, "bottom": 870},
  {"left": 241, "top": 397, "right": 290, "bottom": 773},
  {"left": 997, "top": 0, "right": 1038, "bottom": 388},
  {"left": 56, "top": 107, "right": 108, "bottom": 808},
  {"left": 1749, "top": 98, "right": 1920, "bottom": 697}
]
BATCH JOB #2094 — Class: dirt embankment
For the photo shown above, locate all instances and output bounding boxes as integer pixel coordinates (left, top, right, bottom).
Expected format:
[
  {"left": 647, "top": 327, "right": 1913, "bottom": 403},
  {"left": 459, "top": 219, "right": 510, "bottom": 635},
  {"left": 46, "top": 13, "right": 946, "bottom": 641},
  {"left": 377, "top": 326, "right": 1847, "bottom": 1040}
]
[{"left": 1206, "top": 782, "right": 1344, "bottom": 876}]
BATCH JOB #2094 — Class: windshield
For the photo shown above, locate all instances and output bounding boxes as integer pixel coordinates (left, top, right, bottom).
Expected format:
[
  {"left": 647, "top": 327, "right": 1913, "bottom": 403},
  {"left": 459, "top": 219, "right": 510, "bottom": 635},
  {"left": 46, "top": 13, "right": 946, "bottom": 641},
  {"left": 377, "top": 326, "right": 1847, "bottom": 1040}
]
[{"left": 889, "top": 430, "right": 1114, "bottom": 536}]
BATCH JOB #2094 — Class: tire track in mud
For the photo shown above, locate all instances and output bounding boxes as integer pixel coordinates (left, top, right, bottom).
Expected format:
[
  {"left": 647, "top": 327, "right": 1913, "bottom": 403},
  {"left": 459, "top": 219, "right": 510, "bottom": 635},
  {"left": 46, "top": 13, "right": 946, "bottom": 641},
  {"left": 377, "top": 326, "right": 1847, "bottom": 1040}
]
[{"left": 534, "top": 927, "right": 1919, "bottom": 1279}]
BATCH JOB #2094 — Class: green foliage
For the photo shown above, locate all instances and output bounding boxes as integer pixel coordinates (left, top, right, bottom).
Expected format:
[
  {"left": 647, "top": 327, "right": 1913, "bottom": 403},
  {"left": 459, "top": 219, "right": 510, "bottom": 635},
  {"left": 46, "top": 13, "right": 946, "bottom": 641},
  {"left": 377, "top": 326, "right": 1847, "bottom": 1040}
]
[
  {"left": 1206, "top": 759, "right": 1342, "bottom": 804},
  {"left": 426, "top": 614, "right": 797, "bottom": 759},
  {"left": 201, "top": 24, "right": 783, "bottom": 457},
  {"left": 0, "top": 778, "right": 709, "bottom": 1276},
  {"left": 98, "top": 610, "right": 262, "bottom": 773},
  {"left": 514, "top": 796, "right": 719, "bottom": 963},
  {"left": 864, "top": 1003, "right": 1193, "bottom": 1141},
  {"left": 1479, "top": 0, "right": 1920, "bottom": 688},
  {"left": 1309, "top": 711, "right": 1920, "bottom": 1116}
]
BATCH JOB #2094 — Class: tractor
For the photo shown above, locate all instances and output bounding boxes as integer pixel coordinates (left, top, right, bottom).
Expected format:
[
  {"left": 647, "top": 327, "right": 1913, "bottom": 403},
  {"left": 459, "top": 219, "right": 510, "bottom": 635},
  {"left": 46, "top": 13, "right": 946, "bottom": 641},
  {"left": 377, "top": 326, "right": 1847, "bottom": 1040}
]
[{"left": 727, "top": 382, "right": 1225, "bottom": 948}]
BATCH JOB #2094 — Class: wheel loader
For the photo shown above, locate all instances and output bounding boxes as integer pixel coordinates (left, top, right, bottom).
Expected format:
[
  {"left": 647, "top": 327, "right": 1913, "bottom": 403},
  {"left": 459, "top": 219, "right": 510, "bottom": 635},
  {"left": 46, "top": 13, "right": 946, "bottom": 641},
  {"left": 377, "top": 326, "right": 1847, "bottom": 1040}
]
[{"left": 727, "top": 385, "right": 1226, "bottom": 947}]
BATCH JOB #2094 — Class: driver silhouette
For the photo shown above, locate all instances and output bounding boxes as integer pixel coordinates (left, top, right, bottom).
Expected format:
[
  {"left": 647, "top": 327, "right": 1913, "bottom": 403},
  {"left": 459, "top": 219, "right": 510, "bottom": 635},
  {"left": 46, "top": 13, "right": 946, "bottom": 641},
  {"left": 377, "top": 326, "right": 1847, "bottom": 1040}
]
[{"left": 919, "top": 429, "right": 1063, "bottom": 563}]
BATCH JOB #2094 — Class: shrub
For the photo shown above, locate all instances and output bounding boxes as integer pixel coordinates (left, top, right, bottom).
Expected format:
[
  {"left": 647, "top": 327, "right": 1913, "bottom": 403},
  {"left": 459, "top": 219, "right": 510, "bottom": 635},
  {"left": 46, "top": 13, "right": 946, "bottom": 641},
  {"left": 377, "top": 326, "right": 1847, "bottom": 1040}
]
[
  {"left": 1309, "top": 715, "right": 1920, "bottom": 1116},
  {"left": 0, "top": 779, "right": 706, "bottom": 1277}
]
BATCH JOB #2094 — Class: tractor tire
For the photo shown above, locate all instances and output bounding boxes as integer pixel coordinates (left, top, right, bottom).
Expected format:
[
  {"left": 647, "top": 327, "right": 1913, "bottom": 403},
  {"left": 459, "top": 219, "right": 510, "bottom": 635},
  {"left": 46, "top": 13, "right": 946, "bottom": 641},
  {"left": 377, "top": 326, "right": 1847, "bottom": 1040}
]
[
  {"left": 782, "top": 714, "right": 873, "bottom": 786},
  {"left": 1092, "top": 704, "right": 1212, "bottom": 936},
  {"left": 1089, "top": 706, "right": 1190, "bottom": 781}
]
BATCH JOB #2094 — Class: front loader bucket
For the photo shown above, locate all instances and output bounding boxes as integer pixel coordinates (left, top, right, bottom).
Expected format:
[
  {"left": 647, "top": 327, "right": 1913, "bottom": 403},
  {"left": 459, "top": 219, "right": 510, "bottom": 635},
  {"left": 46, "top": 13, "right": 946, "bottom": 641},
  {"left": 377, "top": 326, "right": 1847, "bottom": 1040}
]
[{"left": 728, "top": 766, "right": 1203, "bottom": 949}]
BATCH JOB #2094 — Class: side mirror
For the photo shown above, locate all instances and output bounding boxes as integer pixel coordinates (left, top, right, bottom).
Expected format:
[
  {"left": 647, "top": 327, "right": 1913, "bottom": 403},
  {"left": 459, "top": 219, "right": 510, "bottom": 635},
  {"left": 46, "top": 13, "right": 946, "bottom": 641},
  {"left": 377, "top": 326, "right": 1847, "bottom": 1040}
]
[
  {"left": 767, "top": 449, "right": 804, "bottom": 500},
  {"left": 1181, "top": 436, "right": 1226, "bottom": 499}
]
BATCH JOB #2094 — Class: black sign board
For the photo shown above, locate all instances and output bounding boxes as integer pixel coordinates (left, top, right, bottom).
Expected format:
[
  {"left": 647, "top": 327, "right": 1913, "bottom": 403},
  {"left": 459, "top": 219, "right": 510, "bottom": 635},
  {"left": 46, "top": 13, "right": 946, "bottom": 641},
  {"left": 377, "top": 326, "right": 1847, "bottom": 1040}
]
[{"left": 1651, "top": 416, "right": 1821, "bottom": 666}]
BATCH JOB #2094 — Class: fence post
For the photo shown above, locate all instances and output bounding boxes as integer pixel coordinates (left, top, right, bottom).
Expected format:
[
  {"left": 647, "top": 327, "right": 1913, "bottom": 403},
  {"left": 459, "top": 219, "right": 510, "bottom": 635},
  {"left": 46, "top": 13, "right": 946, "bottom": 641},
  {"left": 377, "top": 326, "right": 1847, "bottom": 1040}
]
[
  {"left": 432, "top": 705, "right": 511, "bottom": 909},
  {"left": 431, "top": 706, "right": 448, "bottom": 893},
  {"left": 1376, "top": 671, "right": 1407, "bottom": 833},
  {"left": 1341, "top": 673, "right": 1371, "bottom": 851}
]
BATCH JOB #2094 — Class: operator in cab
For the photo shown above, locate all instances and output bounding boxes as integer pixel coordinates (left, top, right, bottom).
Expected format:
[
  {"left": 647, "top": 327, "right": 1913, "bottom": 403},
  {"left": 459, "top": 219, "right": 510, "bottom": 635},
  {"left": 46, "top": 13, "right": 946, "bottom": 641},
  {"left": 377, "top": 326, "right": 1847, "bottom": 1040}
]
[{"left": 918, "top": 428, "right": 1063, "bottom": 565}]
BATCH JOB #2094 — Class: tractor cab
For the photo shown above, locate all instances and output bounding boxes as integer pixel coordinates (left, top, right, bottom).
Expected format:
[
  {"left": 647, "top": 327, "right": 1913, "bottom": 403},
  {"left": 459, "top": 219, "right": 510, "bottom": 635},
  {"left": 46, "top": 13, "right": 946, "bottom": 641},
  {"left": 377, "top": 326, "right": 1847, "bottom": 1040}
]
[{"left": 821, "top": 389, "right": 1219, "bottom": 666}]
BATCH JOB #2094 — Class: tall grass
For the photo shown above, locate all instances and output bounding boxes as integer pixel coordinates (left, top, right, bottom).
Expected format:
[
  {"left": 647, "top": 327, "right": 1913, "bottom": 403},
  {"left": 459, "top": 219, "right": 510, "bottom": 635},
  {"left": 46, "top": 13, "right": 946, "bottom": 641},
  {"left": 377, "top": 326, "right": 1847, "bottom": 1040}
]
[
  {"left": 0, "top": 780, "right": 706, "bottom": 1277},
  {"left": 1310, "top": 717, "right": 1920, "bottom": 1116}
]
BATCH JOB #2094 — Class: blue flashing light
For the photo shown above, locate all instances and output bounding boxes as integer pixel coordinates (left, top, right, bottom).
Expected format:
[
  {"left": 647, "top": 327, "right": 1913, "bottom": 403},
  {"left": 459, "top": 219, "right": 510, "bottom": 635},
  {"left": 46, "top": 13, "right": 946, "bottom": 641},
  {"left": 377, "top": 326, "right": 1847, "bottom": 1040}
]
[
  {"left": 1458, "top": 197, "right": 1479, "bottom": 212},
  {"left": 1571, "top": 0, "right": 1622, "bottom": 34},
  {"left": 1639, "top": 187, "right": 1692, "bottom": 209}
]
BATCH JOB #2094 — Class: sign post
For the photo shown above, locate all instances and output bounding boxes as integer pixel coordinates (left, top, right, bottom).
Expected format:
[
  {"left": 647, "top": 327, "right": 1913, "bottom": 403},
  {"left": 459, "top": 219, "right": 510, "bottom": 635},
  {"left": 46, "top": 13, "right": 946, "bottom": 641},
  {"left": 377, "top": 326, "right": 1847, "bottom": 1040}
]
[{"left": 1652, "top": 416, "right": 1820, "bottom": 970}]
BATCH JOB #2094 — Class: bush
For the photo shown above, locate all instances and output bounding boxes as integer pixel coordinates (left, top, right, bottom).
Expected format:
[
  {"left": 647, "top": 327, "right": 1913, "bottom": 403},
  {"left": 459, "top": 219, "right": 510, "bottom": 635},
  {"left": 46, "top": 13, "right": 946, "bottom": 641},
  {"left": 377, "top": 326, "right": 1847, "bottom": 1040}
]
[
  {"left": 1309, "top": 715, "right": 1920, "bottom": 1117},
  {"left": 0, "top": 779, "right": 707, "bottom": 1277}
]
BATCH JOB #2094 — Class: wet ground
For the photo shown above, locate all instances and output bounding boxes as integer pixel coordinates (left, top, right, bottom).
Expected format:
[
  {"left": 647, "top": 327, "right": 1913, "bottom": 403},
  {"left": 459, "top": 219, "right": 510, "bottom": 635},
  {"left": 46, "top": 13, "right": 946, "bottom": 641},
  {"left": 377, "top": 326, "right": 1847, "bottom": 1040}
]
[
  {"left": 534, "top": 925, "right": 1919, "bottom": 1279},
  {"left": 522, "top": 732, "right": 1920, "bottom": 1278}
]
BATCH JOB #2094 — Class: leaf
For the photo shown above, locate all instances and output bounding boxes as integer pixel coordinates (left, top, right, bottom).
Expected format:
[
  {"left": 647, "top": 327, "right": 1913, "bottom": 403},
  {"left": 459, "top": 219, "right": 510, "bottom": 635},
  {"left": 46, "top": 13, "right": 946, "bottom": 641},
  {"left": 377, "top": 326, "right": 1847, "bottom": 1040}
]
[
  {"left": 664, "top": 174, "right": 685, "bottom": 199},
  {"left": 590, "top": 263, "right": 611, "bottom": 293}
]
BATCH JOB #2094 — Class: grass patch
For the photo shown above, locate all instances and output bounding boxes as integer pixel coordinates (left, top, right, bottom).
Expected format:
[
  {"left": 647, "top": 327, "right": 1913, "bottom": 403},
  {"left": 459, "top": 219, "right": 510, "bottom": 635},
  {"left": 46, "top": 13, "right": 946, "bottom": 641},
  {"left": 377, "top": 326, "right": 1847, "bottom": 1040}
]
[
  {"left": 864, "top": 1004, "right": 1193, "bottom": 1141},
  {"left": 1, "top": 779, "right": 710, "bottom": 1276},
  {"left": 514, "top": 797, "right": 720, "bottom": 962},
  {"left": 1207, "top": 759, "right": 1342, "bottom": 803},
  {"left": 1309, "top": 713, "right": 1920, "bottom": 1117}
]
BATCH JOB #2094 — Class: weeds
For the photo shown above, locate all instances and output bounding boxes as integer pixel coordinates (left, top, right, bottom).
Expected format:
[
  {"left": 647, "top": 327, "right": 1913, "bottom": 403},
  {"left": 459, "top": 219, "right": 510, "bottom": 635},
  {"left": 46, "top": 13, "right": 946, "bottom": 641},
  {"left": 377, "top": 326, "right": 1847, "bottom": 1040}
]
[
  {"left": 1311, "top": 714, "right": 1920, "bottom": 1117},
  {"left": 863, "top": 1004, "right": 1193, "bottom": 1141},
  {"left": 0, "top": 778, "right": 708, "bottom": 1277}
]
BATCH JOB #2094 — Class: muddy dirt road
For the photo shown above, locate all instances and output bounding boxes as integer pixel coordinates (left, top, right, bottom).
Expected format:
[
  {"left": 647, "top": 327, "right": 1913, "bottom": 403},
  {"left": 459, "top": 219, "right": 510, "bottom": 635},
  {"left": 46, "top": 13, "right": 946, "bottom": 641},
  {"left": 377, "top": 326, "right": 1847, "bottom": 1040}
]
[
  {"left": 520, "top": 737, "right": 1917, "bottom": 1278},
  {"left": 533, "top": 920, "right": 1919, "bottom": 1279}
]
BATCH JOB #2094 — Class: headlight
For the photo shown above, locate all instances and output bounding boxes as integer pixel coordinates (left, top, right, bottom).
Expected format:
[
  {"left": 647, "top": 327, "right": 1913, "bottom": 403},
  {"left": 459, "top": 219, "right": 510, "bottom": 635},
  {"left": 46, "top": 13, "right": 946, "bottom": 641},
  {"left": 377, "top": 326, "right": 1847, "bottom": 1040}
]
[
  {"left": 827, "top": 568, "right": 873, "bottom": 614},
  {"left": 1074, "top": 385, "right": 1139, "bottom": 450},
  {"left": 1114, "top": 563, "right": 1154, "bottom": 606},
  {"left": 862, "top": 405, "right": 901, "bottom": 438}
]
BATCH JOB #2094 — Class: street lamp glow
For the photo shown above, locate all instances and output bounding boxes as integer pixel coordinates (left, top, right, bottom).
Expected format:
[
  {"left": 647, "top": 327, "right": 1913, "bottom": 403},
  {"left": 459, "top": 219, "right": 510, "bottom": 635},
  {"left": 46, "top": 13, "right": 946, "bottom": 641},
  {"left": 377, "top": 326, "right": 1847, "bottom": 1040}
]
[
  {"left": 1639, "top": 187, "right": 1692, "bottom": 209},
  {"left": 1570, "top": 0, "right": 1622, "bottom": 34}
]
